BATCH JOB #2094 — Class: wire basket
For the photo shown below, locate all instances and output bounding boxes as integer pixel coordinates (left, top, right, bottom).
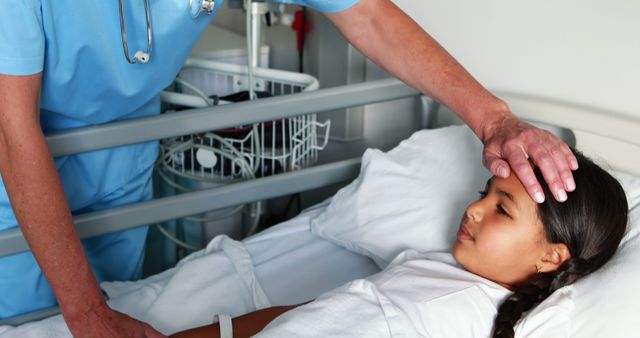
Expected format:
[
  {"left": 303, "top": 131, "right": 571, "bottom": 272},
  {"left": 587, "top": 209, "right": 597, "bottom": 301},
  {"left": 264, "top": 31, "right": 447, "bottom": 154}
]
[{"left": 159, "top": 58, "right": 330, "bottom": 182}]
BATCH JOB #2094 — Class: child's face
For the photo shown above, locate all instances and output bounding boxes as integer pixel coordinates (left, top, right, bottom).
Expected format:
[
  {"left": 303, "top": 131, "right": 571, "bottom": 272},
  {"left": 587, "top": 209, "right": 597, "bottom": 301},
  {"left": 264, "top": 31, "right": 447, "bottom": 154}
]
[{"left": 452, "top": 174, "right": 552, "bottom": 289}]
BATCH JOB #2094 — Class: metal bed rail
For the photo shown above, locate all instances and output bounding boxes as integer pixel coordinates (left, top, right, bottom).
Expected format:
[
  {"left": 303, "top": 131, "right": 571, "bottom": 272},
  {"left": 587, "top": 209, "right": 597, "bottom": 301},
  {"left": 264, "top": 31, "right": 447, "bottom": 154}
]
[
  {"left": 0, "top": 78, "right": 420, "bottom": 257},
  {"left": 47, "top": 78, "right": 418, "bottom": 157}
]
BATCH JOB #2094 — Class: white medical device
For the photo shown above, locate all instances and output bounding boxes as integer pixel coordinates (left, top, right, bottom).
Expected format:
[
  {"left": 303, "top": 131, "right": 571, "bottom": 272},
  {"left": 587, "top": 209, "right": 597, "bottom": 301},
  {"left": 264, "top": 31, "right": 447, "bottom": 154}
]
[{"left": 118, "top": 0, "right": 215, "bottom": 64}]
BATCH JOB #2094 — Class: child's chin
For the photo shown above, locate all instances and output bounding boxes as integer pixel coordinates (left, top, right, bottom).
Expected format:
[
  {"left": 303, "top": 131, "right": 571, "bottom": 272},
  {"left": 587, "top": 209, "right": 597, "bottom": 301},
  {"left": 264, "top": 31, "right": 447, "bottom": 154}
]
[{"left": 451, "top": 243, "right": 463, "bottom": 262}]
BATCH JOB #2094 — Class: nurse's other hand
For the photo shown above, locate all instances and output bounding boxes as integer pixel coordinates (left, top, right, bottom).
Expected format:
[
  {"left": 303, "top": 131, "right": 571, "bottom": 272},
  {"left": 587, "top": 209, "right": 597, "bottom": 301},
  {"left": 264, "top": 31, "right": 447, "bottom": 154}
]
[
  {"left": 480, "top": 114, "right": 578, "bottom": 203},
  {"left": 66, "top": 306, "right": 165, "bottom": 338}
]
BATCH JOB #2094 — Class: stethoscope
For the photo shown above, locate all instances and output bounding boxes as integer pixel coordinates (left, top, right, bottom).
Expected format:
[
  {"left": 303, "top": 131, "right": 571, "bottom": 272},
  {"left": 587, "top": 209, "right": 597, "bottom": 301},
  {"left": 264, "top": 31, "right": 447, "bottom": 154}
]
[{"left": 118, "top": 0, "right": 215, "bottom": 64}]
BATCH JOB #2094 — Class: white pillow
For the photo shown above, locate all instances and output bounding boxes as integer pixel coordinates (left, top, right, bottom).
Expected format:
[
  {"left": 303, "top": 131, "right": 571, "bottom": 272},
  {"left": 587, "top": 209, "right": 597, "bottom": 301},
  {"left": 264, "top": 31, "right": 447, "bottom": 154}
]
[
  {"left": 570, "top": 192, "right": 640, "bottom": 337},
  {"left": 311, "top": 126, "right": 490, "bottom": 268},
  {"left": 611, "top": 171, "right": 640, "bottom": 239}
]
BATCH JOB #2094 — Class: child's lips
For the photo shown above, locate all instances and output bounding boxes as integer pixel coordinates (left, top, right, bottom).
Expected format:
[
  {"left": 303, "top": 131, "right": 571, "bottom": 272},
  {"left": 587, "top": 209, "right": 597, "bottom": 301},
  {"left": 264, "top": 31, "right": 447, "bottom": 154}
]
[{"left": 457, "top": 225, "right": 474, "bottom": 241}]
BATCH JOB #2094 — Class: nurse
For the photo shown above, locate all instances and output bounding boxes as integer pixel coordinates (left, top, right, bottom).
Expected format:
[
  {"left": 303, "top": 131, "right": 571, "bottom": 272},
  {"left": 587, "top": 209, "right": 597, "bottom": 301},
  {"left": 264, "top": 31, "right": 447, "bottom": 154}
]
[{"left": 0, "top": 0, "right": 576, "bottom": 336}]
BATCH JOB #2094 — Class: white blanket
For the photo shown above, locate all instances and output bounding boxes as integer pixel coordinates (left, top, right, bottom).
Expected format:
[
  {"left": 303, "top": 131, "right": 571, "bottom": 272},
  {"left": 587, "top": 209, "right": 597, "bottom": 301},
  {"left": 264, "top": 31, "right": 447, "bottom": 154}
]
[
  {"left": 0, "top": 235, "right": 271, "bottom": 337},
  {"left": 0, "top": 203, "right": 379, "bottom": 337}
]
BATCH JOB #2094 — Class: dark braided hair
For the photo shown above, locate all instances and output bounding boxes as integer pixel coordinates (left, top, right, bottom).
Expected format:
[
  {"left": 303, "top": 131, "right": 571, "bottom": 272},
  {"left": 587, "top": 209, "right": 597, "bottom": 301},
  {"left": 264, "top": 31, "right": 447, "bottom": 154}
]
[{"left": 492, "top": 149, "right": 628, "bottom": 338}]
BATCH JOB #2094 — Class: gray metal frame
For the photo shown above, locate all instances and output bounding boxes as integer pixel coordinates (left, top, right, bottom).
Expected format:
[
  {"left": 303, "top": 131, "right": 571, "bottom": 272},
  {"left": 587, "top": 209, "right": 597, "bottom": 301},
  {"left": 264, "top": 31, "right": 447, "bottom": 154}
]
[{"left": 0, "top": 78, "right": 419, "bottom": 257}]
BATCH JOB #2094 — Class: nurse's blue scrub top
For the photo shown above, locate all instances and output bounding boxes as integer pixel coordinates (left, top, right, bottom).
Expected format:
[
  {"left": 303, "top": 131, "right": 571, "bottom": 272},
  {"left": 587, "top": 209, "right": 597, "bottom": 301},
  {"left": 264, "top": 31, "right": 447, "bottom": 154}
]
[{"left": 0, "top": 0, "right": 358, "bottom": 319}]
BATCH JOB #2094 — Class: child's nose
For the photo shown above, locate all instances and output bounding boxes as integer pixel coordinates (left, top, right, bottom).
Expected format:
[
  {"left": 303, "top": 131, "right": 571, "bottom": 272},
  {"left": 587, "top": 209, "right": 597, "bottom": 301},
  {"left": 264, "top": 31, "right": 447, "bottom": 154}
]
[{"left": 466, "top": 201, "right": 484, "bottom": 223}]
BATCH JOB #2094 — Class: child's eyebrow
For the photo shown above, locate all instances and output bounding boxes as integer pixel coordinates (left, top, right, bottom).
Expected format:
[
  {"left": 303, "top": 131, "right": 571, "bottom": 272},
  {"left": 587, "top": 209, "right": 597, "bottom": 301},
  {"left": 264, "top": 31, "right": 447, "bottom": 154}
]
[
  {"left": 488, "top": 177, "right": 521, "bottom": 211},
  {"left": 496, "top": 188, "right": 520, "bottom": 211}
]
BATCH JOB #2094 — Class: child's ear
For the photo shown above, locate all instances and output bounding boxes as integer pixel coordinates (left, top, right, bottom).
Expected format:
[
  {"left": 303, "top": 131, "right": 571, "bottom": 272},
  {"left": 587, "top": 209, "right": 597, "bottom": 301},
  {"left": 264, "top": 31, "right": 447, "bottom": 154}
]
[{"left": 538, "top": 243, "right": 571, "bottom": 273}]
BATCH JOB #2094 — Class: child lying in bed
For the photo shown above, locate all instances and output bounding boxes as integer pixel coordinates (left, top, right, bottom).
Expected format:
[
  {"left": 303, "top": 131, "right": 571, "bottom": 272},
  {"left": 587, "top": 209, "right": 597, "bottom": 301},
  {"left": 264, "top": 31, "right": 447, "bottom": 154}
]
[{"left": 171, "top": 149, "right": 628, "bottom": 338}]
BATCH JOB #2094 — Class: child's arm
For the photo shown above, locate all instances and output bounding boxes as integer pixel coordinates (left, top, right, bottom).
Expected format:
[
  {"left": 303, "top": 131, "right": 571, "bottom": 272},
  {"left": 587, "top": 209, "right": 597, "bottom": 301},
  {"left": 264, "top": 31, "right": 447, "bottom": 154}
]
[{"left": 170, "top": 304, "right": 302, "bottom": 338}]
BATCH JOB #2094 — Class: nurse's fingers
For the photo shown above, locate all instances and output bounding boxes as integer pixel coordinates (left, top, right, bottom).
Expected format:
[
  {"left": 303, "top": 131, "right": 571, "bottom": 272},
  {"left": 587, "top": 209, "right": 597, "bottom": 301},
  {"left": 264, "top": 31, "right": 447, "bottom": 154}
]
[
  {"left": 547, "top": 134, "right": 579, "bottom": 191},
  {"left": 482, "top": 125, "right": 545, "bottom": 202},
  {"left": 521, "top": 129, "right": 578, "bottom": 202},
  {"left": 524, "top": 140, "right": 566, "bottom": 202},
  {"left": 500, "top": 143, "right": 548, "bottom": 203},
  {"left": 483, "top": 150, "right": 511, "bottom": 179}
]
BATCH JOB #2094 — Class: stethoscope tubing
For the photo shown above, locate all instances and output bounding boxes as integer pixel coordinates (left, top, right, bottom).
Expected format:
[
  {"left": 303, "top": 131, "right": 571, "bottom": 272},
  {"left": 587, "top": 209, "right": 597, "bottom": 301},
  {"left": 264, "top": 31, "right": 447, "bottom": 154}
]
[{"left": 119, "top": 0, "right": 153, "bottom": 64}]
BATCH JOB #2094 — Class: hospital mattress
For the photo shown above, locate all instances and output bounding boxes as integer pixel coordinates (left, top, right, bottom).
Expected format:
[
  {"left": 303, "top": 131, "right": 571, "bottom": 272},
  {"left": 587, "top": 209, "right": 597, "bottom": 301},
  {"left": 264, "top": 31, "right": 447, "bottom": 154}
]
[{"left": 0, "top": 202, "right": 380, "bottom": 337}]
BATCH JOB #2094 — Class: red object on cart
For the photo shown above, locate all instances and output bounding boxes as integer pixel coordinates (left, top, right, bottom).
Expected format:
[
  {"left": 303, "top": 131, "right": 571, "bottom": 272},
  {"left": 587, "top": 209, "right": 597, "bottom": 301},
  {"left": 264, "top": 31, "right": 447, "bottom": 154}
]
[{"left": 291, "top": 10, "right": 310, "bottom": 51}]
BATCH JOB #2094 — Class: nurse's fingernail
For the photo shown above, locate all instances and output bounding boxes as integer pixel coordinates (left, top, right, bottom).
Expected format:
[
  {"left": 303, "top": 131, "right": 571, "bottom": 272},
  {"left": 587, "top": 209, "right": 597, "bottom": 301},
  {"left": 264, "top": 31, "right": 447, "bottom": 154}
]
[
  {"left": 557, "top": 189, "right": 568, "bottom": 202},
  {"left": 571, "top": 159, "right": 579, "bottom": 170},
  {"left": 534, "top": 192, "right": 545, "bottom": 203},
  {"left": 497, "top": 166, "right": 508, "bottom": 178},
  {"left": 566, "top": 178, "right": 576, "bottom": 191}
]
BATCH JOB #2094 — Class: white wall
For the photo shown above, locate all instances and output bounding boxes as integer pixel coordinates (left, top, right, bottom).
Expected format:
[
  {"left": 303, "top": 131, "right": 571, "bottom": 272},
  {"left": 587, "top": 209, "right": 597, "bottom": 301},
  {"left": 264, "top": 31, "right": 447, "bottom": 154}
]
[{"left": 391, "top": 0, "right": 640, "bottom": 118}]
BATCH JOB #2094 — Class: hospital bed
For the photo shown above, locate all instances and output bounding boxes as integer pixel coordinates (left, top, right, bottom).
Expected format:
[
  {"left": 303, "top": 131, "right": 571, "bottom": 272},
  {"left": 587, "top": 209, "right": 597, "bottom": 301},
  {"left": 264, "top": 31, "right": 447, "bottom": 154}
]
[{"left": 0, "top": 78, "right": 639, "bottom": 337}]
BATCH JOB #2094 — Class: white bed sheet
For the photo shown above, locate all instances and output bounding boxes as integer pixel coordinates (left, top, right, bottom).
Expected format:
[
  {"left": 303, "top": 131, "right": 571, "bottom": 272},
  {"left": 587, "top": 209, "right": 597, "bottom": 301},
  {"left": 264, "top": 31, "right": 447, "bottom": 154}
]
[
  {"left": 0, "top": 202, "right": 380, "bottom": 337},
  {"left": 247, "top": 202, "right": 380, "bottom": 305}
]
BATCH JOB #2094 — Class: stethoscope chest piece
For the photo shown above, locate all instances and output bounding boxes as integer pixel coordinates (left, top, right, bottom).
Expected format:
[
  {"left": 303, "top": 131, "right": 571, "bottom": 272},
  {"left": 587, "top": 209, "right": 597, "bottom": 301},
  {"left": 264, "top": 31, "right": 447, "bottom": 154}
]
[{"left": 189, "top": 0, "right": 215, "bottom": 18}]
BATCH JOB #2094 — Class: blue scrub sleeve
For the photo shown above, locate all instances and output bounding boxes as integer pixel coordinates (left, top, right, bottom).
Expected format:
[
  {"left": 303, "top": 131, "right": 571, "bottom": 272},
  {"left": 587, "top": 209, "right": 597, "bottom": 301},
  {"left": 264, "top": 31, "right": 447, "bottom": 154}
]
[
  {"left": 275, "top": 0, "right": 360, "bottom": 13},
  {"left": 0, "top": 0, "right": 45, "bottom": 75}
]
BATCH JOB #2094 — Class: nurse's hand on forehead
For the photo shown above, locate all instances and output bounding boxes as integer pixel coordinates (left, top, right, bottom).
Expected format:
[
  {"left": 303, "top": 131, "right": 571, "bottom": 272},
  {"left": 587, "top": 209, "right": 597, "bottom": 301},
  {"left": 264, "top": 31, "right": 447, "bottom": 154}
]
[{"left": 480, "top": 113, "right": 578, "bottom": 203}]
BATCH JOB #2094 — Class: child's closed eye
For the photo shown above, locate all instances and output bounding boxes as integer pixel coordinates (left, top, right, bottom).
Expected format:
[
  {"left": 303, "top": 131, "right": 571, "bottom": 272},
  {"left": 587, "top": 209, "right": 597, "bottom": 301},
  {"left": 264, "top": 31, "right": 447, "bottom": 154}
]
[{"left": 496, "top": 204, "right": 511, "bottom": 218}]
